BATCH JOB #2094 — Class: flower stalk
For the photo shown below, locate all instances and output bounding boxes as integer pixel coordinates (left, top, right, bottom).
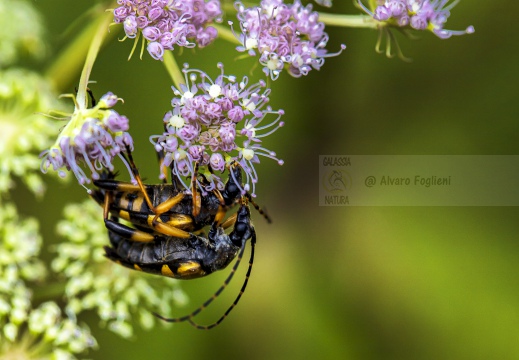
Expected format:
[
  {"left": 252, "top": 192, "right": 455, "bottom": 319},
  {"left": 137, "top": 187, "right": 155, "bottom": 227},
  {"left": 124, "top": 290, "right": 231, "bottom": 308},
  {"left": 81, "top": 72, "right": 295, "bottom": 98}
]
[
  {"left": 163, "top": 51, "right": 185, "bottom": 89},
  {"left": 76, "top": 9, "right": 114, "bottom": 110},
  {"left": 45, "top": 4, "right": 118, "bottom": 93},
  {"left": 318, "top": 13, "right": 377, "bottom": 28}
]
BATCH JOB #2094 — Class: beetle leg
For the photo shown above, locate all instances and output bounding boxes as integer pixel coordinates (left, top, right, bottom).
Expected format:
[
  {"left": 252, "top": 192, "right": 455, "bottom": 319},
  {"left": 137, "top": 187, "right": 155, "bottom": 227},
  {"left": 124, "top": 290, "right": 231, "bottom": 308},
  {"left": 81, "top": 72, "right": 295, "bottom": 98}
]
[
  {"left": 103, "top": 190, "right": 112, "bottom": 220},
  {"left": 122, "top": 144, "right": 157, "bottom": 212},
  {"left": 191, "top": 161, "right": 201, "bottom": 218},
  {"left": 115, "top": 210, "right": 193, "bottom": 230},
  {"left": 94, "top": 179, "right": 142, "bottom": 192},
  {"left": 219, "top": 212, "right": 237, "bottom": 230},
  {"left": 152, "top": 222, "right": 192, "bottom": 238},
  {"left": 122, "top": 145, "right": 193, "bottom": 234},
  {"left": 153, "top": 193, "right": 185, "bottom": 213},
  {"left": 86, "top": 88, "right": 97, "bottom": 107},
  {"left": 104, "top": 218, "right": 156, "bottom": 243}
]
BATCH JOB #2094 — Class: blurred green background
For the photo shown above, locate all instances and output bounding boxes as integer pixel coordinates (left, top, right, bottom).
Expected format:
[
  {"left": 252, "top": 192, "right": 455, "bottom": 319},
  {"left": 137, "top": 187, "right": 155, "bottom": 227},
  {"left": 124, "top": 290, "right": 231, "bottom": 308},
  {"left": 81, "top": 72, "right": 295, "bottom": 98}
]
[{"left": 19, "top": 1, "right": 519, "bottom": 359}]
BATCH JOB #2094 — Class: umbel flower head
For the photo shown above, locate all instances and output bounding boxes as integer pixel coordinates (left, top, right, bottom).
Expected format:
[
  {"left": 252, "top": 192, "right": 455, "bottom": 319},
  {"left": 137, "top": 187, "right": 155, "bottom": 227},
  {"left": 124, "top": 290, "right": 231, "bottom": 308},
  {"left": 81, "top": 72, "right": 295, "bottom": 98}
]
[
  {"left": 40, "top": 91, "right": 135, "bottom": 188},
  {"left": 0, "top": 299, "right": 97, "bottom": 359},
  {"left": 358, "top": 0, "right": 474, "bottom": 39},
  {"left": 53, "top": 200, "right": 188, "bottom": 338},
  {"left": 0, "top": 202, "right": 97, "bottom": 359},
  {"left": 232, "top": 0, "right": 345, "bottom": 79},
  {"left": 0, "top": 201, "right": 46, "bottom": 285},
  {"left": 0, "top": 69, "right": 62, "bottom": 196},
  {"left": 113, "top": 0, "right": 222, "bottom": 60},
  {"left": 150, "top": 63, "right": 284, "bottom": 197},
  {"left": 0, "top": 0, "right": 46, "bottom": 67}
]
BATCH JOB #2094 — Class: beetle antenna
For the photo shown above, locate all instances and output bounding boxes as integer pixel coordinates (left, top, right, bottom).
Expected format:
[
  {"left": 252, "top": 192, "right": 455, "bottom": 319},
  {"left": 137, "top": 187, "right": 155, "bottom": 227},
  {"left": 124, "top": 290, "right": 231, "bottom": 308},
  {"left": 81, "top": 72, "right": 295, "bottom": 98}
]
[
  {"left": 152, "top": 229, "right": 255, "bottom": 329},
  {"left": 230, "top": 162, "right": 272, "bottom": 224},
  {"left": 245, "top": 193, "right": 272, "bottom": 224}
]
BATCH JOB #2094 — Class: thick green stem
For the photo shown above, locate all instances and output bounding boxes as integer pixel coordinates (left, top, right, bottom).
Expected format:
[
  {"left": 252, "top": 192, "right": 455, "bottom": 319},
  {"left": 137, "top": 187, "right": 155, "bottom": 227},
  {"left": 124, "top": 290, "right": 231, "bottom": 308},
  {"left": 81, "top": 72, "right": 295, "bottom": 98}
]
[
  {"left": 44, "top": 19, "right": 99, "bottom": 93},
  {"left": 45, "top": 6, "right": 118, "bottom": 95},
  {"left": 318, "top": 13, "right": 377, "bottom": 29},
  {"left": 75, "top": 11, "right": 114, "bottom": 110},
  {"left": 163, "top": 51, "right": 185, "bottom": 88}
]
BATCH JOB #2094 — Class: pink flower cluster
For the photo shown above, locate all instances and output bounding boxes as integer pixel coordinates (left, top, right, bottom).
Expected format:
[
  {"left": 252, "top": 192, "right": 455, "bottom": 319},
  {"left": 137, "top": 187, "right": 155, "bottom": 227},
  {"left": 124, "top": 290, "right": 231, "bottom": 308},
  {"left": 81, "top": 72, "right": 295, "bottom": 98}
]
[
  {"left": 233, "top": 0, "right": 345, "bottom": 79},
  {"left": 150, "top": 64, "right": 284, "bottom": 196},
  {"left": 113, "top": 0, "right": 222, "bottom": 60}
]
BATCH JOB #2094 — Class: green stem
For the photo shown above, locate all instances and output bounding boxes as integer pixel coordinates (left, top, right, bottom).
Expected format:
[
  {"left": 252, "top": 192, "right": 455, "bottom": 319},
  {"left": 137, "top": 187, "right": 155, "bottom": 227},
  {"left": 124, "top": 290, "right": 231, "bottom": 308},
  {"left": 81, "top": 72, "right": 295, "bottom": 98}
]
[
  {"left": 32, "top": 282, "right": 67, "bottom": 302},
  {"left": 27, "top": 335, "right": 53, "bottom": 359},
  {"left": 221, "top": 1, "right": 376, "bottom": 30},
  {"left": 318, "top": 13, "right": 378, "bottom": 29},
  {"left": 214, "top": 24, "right": 241, "bottom": 45},
  {"left": 163, "top": 51, "right": 185, "bottom": 88},
  {"left": 75, "top": 11, "right": 114, "bottom": 110},
  {"left": 45, "top": 5, "right": 119, "bottom": 94}
]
